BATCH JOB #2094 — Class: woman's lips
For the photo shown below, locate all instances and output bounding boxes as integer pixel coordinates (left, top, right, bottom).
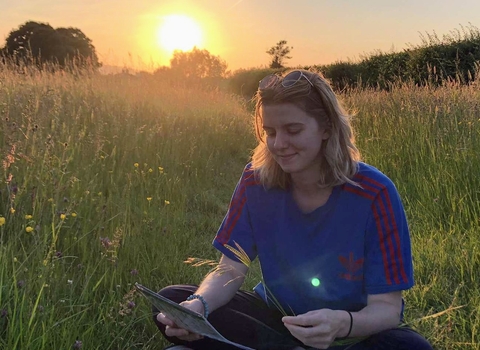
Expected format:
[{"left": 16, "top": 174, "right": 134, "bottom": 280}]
[{"left": 277, "top": 154, "right": 296, "bottom": 161}]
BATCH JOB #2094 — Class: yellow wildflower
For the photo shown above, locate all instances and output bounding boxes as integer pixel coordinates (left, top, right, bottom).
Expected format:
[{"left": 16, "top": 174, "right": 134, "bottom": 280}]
[
  {"left": 13, "top": 257, "right": 18, "bottom": 262},
  {"left": 158, "top": 167, "right": 164, "bottom": 173},
  {"left": 134, "top": 163, "right": 139, "bottom": 168},
  {"left": 164, "top": 200, "right": 170, "bottom": 205},
  {"left": 147, "top": 197, "right": 152, "bottom": 202},
  {"left": 48, "top": 198, "right": 54, "bottom": 202},
  {"left": 26, "top": 226, "right": 34, "bottom": 233},
  {"left": 10, "top": 208, "right": 15, "bottom": 214},
  {"left": 148, "top": 168, "right": 153, "bottom": 173},
  {"left": 71, "top": 212, "right": 77, "bottom": 217},
  {"left": 0, "top": 217, "right": 5, "bottom": 226},
  {"left": 60, "top": 214, "right": 66, "bottom": 220},
  {"left": 25, "top": 214, "right": 33, "bottom": 220}
]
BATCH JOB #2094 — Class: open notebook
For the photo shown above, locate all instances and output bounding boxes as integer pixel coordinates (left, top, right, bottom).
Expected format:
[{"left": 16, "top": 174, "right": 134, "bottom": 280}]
[{"left": 135, "top": 283, "right": 255, "bottom": 350}]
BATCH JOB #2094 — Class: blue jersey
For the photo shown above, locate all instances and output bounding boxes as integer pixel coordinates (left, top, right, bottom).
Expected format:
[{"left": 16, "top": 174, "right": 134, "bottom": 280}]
[{"left": 213, "top": 162, "right": 414, "bottom": 316}]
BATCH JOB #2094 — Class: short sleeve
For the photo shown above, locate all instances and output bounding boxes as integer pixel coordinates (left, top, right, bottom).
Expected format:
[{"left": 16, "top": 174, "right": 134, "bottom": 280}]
[
  {"left": 364, "top": 181, "right": 414, "bottom": 294},
  {"left": 212, "top": 167, "right": 257, "bottom": 264}
]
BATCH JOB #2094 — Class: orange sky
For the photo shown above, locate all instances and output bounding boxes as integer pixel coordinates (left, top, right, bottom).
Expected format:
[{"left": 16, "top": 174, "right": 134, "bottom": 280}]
[{"left": 2, "top": 0, "right": 480, "bottom": 72}]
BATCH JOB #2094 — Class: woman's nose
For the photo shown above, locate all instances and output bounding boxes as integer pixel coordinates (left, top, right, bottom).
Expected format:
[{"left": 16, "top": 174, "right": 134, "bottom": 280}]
[{"left": 274, "top": 133, "right": 288, "bottom": 149}]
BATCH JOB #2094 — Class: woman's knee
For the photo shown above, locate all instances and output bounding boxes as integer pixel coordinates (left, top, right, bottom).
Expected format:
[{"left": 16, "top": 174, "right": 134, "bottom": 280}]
[
  {"left": 157, "top": 284, "right": 198, "bottom": 302},
  {"left": 151, "top": 284, "right": 198, "bottom": 322},
  {"left": 362, "top": 327, "right": 433, "bottom": 350}
]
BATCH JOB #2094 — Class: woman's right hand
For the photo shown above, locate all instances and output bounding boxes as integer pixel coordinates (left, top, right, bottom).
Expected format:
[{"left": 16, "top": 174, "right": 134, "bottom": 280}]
[{"left": 156, "top": 299, "right": 205, "bottom": 342}]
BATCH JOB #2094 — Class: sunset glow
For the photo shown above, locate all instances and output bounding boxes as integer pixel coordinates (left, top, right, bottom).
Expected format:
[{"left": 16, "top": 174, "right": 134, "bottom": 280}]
[
  {"left": 157, "top": 15, "right": 203, "bottom": 53},
  {"left": 1, "top": 0, "right": 478, "bottom": 71}
]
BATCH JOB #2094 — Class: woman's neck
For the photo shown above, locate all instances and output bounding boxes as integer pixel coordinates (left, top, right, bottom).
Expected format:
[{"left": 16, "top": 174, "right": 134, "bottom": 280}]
[
  {"left": 290, "top": 171, "right": 325, "bottom": 194},
  {"left": 291, "top": 178, "right": 333, "bottom": 213}
]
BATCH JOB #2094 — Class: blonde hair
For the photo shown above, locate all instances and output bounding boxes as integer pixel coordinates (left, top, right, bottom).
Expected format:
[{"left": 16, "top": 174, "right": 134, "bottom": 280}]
[{"left": 251, "top": 69, "right": 361, "bottom": 189}]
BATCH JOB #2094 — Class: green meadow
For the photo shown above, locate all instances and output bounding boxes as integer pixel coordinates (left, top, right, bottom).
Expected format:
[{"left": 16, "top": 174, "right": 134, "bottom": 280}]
[{"left": 0, "top": 68, "right": 479, "bottom": 349}]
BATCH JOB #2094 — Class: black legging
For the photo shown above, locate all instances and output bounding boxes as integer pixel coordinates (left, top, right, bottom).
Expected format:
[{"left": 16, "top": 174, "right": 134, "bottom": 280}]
[{"left": 152, "top": 285, "right": 433, "bottom": 350}]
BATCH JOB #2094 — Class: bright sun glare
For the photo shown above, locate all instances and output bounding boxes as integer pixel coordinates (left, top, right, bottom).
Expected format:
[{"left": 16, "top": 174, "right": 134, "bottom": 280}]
[{"left": 158, "top": 15, "right": 203, "bottom": 52}]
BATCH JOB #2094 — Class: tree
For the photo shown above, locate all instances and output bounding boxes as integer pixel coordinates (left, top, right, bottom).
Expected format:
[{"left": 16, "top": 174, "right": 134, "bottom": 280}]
[
  {"left": 2, "top": 21, "right": 100, "bottom": 68},
  {"left": 266, "top": 40, "right": 293, "bottom": 69},
  {"left": 168, "top": 47, "right": 228, "bottom": 79}
]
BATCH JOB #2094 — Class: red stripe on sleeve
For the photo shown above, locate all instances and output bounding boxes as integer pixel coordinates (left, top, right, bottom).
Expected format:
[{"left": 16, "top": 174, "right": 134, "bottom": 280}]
[
  {"left": 344, "top": 185, "right": 375, "bottom": 200},
  {"left": 372, "top": 204, "right": 392, "bottom": 285},
  {"left": 382, "top": 188, "right": 409, "bottom": 283},
  {"left": 217, "top": 177, "right": 256, "bottom": 244},
  {"left": 357, "top": 174, "right": 381, "bottom": 186},
  {"left": 359, "top": 173, "right": 409, "bottom": 285},
  {"left": 222, "top": 196, "right": 247, "bottom": 243},
  {"left": 360, "top": 182, "right": 381, "bottom": 194},
  {"left": 377, "top": 192, "right": 401, "bottom": 285}
]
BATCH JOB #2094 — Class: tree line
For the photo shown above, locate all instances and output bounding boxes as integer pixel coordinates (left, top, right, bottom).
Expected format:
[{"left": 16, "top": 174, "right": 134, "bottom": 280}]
[
  {"left": 0, "top": 21, "right": 100, "bottom": 69},
  {"left": 2, "top": 21, "right": 480, "bottom": 96},
  {"left": 315, "top": 24, "right": 480, "bottom": 91},
  {"left": 229, "top": 25, "right": 480, "bottom": 97},
  {"left": 0, "top": 21, "right": 290, "bottom": 78}
]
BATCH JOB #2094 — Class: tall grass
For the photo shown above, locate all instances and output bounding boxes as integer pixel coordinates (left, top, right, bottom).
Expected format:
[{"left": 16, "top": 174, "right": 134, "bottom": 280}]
[
  {"left": 0, "top": 66, "right": 253, "bottom": 349},
  {"left": 0, "top": 65, "right": 478, "bottom": 349},
  {"left": 347, "top": 82, "right": 480, "bottom": 349}
]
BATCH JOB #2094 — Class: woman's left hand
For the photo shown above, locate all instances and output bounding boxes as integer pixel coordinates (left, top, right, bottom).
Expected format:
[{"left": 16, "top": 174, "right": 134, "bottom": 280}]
[{"left": 282, "top": 309, "right": 349, "bottom": 349}]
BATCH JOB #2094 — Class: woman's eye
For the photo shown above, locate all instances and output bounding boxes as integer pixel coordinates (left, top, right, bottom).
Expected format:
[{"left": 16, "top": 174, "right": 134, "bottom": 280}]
[
  {"left": 287, "top": 129, "right": 301, "bottom": 135},
  {"left": 264, "top": 130, "right": 275, "bottom": 137}
]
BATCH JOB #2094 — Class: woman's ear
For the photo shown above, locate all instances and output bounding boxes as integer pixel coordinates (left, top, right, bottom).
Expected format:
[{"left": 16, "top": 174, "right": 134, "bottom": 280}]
[{"left": 322, "top": 119, "right": 333, "bottom": 140}]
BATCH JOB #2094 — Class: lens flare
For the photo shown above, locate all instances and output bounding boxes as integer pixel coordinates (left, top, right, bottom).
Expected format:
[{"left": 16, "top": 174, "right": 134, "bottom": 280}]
[{"left": 311, "top": 278, "right": 320, "bottom": 287}]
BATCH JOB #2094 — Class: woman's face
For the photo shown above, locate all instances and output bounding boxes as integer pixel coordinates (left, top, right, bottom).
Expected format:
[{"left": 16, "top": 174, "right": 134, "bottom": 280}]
[{"left": 261, "top": 103, "right": 330, "bottom": 179}]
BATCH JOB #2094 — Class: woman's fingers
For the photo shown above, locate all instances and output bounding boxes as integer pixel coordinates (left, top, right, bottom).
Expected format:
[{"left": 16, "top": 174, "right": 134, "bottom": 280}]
[
  {"left": 156, "top": 312, "right": 175, "bottom": 326},
  {"left": 165, "top": 325, "right": 204, "bottom": 341},
  {"left": 156, "top": 302, "right": 205, "bottom": 342},
  {"left": 165, "top": 325, "right": 189, "bottom": 337},
  {"left": 158, "top": 312, "right": 204, "bottom": 342}
]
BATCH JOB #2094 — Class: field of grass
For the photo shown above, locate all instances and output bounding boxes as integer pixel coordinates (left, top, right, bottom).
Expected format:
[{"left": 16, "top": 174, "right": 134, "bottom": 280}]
[{"left": 0, "top": 67, "right": 478, "bottom": 349}]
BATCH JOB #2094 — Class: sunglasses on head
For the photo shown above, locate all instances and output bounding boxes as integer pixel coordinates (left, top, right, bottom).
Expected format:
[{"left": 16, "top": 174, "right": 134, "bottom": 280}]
[{"left": 259, "top": 70, "right": 314, "bottom": 91}]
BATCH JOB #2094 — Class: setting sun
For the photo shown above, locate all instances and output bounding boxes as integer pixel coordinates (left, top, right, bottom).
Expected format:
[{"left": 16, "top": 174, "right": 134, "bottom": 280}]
[{"left": 157, "top": 15, "right": 203, "bottom": 52}]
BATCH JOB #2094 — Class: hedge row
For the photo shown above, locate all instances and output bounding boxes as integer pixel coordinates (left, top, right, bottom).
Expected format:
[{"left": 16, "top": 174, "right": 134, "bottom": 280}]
[{"left": 229, "top": 25, "right": 480, "bottom": 96}]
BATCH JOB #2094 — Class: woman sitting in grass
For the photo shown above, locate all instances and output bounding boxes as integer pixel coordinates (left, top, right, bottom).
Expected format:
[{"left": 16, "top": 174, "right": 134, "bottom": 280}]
[{"left": 153, "top": 70, "right": 433, "bottom": 350}]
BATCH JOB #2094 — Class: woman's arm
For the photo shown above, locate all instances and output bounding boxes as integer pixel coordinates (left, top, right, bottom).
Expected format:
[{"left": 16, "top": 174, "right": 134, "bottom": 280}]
[
  {"left": 282, "top": 291, "right": 402, "bottom": 349},
  {"left": 193, "top": 254, "right": 250, "bottom": 313},
  {"left": 157, "top": 254, "right": 249, "bottom": 340},
  {"left": 344, "top": 291, "right": 402, "bottom": 337}
]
